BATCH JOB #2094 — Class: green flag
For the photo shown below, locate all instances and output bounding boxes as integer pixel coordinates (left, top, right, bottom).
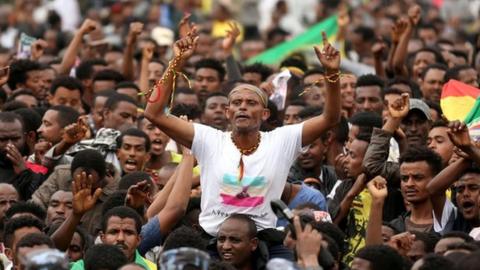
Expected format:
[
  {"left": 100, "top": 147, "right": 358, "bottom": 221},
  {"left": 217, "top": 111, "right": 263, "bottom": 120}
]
[{"left": 246, "top": 15, "right": 338, "bottom": 65}]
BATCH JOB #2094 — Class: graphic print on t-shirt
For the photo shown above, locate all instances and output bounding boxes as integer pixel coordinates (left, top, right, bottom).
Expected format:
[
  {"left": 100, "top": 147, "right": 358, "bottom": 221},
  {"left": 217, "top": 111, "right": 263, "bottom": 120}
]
[{"left": 220, "top": 173, "right": 267, "bottom": 207}]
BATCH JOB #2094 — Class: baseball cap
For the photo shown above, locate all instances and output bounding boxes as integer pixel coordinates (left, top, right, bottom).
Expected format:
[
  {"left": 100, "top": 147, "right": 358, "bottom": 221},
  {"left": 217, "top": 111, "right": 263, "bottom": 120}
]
[
  {"left": 409, "top": 98, "right": 431, "bottom": 120},
  {"left": 151, "top": 27, "right": 174, "bottom": 47}
]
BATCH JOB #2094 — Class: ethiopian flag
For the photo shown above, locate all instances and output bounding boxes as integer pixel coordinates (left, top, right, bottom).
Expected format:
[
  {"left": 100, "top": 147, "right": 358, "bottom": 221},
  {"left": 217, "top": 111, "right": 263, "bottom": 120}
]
[
  {"left": 440, "top": 80, "right": 480, "bottom": 121},
  {"left": 246, "top": 15, "right": 338, "bottom": 65}
]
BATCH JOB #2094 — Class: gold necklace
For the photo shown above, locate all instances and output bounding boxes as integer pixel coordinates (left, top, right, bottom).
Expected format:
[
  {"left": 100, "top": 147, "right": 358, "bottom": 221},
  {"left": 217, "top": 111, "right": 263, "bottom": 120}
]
[{"left": 231, "top": 132, "right": 261, "bottom": 182}]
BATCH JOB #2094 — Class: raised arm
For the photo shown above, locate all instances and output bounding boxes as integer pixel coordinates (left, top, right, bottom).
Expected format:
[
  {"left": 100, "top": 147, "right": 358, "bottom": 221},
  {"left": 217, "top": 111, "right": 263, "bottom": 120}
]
[
  {"left": 371, "top": 38, "right": 386, "bottom": 79},
  {"left": 447, "top": 120, "right": 480, "bottom": 166},
  {"left": 333, "top": 174, "right": 367, "bottom": 225},
  {"left": 302, "top": 32, "right": 341, "bottom": 146},
  {"left": 58, "top": 19, "right": 97, "bottom": 75},
  {"left": 122, "top": 22, "right": 143, "bottom": 81},
  {"left": 145, "top": 164, "right": 179, "bottom": 219},
  {"left": 222, "top": 22, "right": 242, "bottom": 82},
  {"left": 144, "top": 32, "right": 199, "bottom": 148},
  {"left": 392, "top": 5, "right": 421, "bottom": 77},
  {"left": 366, "top": 176, "right": 387, "bottom": 246}
]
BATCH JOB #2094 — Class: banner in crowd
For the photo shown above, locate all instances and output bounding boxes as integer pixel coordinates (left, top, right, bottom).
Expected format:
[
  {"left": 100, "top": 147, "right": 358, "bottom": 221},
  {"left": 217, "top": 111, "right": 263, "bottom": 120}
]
[{"left": 246, "top": 15, "right": 338, "bottom": 65}]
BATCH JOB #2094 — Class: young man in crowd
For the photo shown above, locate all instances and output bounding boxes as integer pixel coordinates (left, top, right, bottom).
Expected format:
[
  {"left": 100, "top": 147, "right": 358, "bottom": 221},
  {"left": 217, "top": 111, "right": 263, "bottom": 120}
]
[{"left": 47, "top": 76, "right": 84, "bottom": 113}]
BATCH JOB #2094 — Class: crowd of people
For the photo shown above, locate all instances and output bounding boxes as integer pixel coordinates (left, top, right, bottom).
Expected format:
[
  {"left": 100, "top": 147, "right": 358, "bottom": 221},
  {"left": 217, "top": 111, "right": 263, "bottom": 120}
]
[{"left": 0, "top": 0, "right": 480, "bottom": 270}]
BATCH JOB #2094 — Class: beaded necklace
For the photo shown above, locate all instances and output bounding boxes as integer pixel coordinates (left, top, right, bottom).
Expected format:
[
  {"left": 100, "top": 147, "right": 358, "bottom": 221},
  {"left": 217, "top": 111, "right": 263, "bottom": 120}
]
[{"left": 231, "top": 132, "right": 261, "bottom": 182}]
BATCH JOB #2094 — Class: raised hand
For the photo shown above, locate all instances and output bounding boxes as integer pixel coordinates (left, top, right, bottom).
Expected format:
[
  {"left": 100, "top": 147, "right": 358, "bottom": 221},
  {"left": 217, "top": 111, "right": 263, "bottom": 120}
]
[
  {"left": 314, "top": 32, "right": 340, "bottom": 73},
  {"left": 62, "top": 117, "right": 88, "bottom": 145},
  {"left": 388, "top": 232, "right": 415, "bottom": 257},
  {"left": 30, "top": 39, "right": 48, "bottom": 60},
  {"left": 79, "top": 19, "right": 98, "bottom": 35},
  {"left": 367, "top": 176, "right": 388, "bottom": 201},
  {"left": 447, "top": 120, "right": 472, "bottom": 151},
  {"left": 34, "top": 141, "right": 52, "bottom": 164},
  {"left": 408, "top": 5, "right": 422, "bottom": 26},
  {"left": 388, "top": 93, "right": 409, "bottom": 119},
  {"left": 178, "top": 13, "right": 193, "bottom": 39},
  {"left": 127, "top": 22, "right": 144, "bottom": 44},
  {"left": 371, "top": 37, "right": 386, "bottom": 58},
  {"left": 6, "top": 143, "right": 26, "bottom": 175},
  {"left": 222, "top": 22, "right": 240, "bottom": 55},
  {"left": 72, "top": 171, "right": 102, "bottom": 216},
  {"left": 391, "top": 18, "right": 409, "bottom": 43},
  {"left": 173, "top": 28, "right": 199, "bottom": 61},
  {"left": 125, "top": 180, "right": 151, "bottom": 209},
  {"left": 142, "top": 43, "right": 155, "bottom": 62},
  {"left": 294, "top": 216, "right": 322, "bottom": 267}
]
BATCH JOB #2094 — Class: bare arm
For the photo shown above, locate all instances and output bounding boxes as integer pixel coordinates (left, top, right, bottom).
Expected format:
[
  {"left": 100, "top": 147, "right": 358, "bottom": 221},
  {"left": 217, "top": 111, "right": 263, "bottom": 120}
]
[
  {"left": 145, "top": 166, "right": 179, "bottom": 219},
  {"left": 392, "top": 5, "right": 421, "bottom": 77},
  {"left": 372, "top": 39, "right": 386, "bottom": 79},
  {"left": 122, "top": 22, "right": 143, "bottom": 81},
  {"left": 366, "top": 176, "right": 387, "bottom": 246},
  {"left": 144, "top": 32, "right": 198, "bottom": 148},
  {"left": 333, "top": 174, "right": 366, "bottom": 225},
  {"left": 58, "top": 19, "right": 97, "bottom": 75},
  {"left": 302, "top": 32, "right": 341, "bottom": 146}
]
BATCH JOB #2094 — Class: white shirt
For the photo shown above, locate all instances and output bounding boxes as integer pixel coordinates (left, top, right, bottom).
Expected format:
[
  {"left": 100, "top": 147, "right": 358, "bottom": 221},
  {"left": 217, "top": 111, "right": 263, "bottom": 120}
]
[{"left": 192, "top": 123, "right": 303, "bottom": 236}]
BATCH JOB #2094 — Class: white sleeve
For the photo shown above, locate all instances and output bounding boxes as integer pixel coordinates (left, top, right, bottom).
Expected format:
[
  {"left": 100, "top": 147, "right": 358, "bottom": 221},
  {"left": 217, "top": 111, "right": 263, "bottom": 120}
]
[
  {"left": 191, "top": 123, "right": 223, "bottom": 164},
  {"left": 271, "top": 123, "right": 304, "bottom": 162},
  {"left": 433, "top": 199, "right": 457, "bottom": 232}
]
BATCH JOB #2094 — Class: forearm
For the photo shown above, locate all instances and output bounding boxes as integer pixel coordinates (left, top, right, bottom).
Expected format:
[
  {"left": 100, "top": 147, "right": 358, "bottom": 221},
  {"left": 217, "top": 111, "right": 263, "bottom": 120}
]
[
  {"left": 163, "top": 155, "right": 193, "bottom": 211},
  {"left": 387, "top": 42, "right": 398, "bottom": 71},
  {"left": 58, "top": 33, "right": 83, "bottom": 75},
  {"left": 145, "top": 168, "right": 178, "bottom": 219},
  {"left": 322, "top": 73, "right": 341, "bottom": 124},
  {"left": 51, "top": 213, "right": 82, "bottom": 251},
  {"left": 427, "top": 158, "right": 470, "bottom": 196},
  {"left": 122, "top": 39, "right": 136, "bottom": 81},
  {"left": 392, "top": 28, "right": 412, "bottom": 75},
  {"left": 225, "top": 55, "right": 242, "bottom": 82},
  {"left": 333, "top": 193, "right": 356, "bottom": 225},
  {"left": 53, "top": 141, "right": 74, "bottom": 157},
  {"left": 373, "top": 55, "right": 385, "bottom": 79},
  {"left": 366, "top": 200, "right": 384, "bottom": 246},
  {"left": 363, "top": 128, "right": 393, "bottom": 179}
]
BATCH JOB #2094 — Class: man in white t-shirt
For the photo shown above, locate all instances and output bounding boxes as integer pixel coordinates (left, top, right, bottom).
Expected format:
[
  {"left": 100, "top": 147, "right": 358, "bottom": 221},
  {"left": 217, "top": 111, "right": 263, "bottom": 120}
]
[{"left": 144, "top": 31, "right": 341, "bottom": 237}]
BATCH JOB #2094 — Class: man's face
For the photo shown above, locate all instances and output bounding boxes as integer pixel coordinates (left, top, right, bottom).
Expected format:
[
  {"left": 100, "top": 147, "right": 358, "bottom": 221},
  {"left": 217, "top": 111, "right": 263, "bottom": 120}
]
[
  {"left": 242, "top": 73, "right": 263, "bottom": 86},
  {"left": 418, "top": 28, "right": 437, "bottom": 46},
  {"left": 355, "top": 86, "right": 383, "bottom": 115},
  {"left": 139, "top": 118, "right": 169, "bottom": 157},
  {"left": 421, "top": 68, "right": 445, "bottom": 103},
  {"left": 193, "top": 68, "right": 221, "bottom": 100},
  {"left": 9, "top": 227, "right": 42, "bottom": 261},
  {"left": 454, "top": 173, "right": 480, "bottom": 220},
  {"left": 351, "top": 257, "right": 371, "bottom": 270},
  {"left": 217, "top": 218, "right": 258, "bottom": 268},
  {"left": 103, "top": 101, "right": 137, "bottom": 131},
  {"left": 37, "top": 110, "right": 63, "bottom": 144},
  {"left": 401, "top": 111, "right": 431, "bottom": 147},
  {"left": 345, "top": 139, "right": 368, "bottom": 178},
  {"left": 0, "top": 120, "right": 26, "bottom": 161},
  {"left": 92, "top": 96, "right": 108, "bottom": 130},
  {"left": 303, "top": 74, "right": 325, "bottom": 108},
  {"left": 226, "top": 90, "right": 269, "bottom": 133},
  {"left": 202, "top": 96, "right": 228, "bottom": 131},
  {"left": 148, "top": 62, "right": 164, "bottom": 88},
  {"left": 0, "top": 184, "right": 18, "bottom": 221},
  {"left": 101, "top": 216, "right": 141, "bottom": 261},
  {"left": 40, "top": 69, "right": 56, "bottom": 93},
  {"left": 427, "top": 127, "right": 453, "bottom": 166},
  {"left": 458, "top": 68, "right": 479, "bottom": 88},
  {"left": 174, "top": 93, "right": 199, "bottom": 107},
  {"left": 48, "top": 87, "right": 82, "bottom": 113},
  {"left": 297, "top": 138, "right": 327, "bottom": 169},
  {"left": 400, "top": 161, "right": 433, "bottom": 204},
  {"left": 340, "top": 74, "right": 357, "bottom": 111},
  {"left": 14, "top": 94, "right": 38, "bottom": 108},
  {"left": 117, "top": 135, "right": 149, "bottom": 174},
  {"left": 67, "top": 232, "right": 84, "bottom": 262},
  {"left": 93, "top": 80, "right": 116, "bottom": 93},
  {"left": 46, "top": 190, "right": 73, "bottom": 225},
  {"left": 25, "top": 70, "right": 48, "bottom": 100},
  {"left": 283, "top": 105, "right": 304, "bottom": 126},
  {"left": 413, "top": 51, "right": 436, "bottom": 79}
]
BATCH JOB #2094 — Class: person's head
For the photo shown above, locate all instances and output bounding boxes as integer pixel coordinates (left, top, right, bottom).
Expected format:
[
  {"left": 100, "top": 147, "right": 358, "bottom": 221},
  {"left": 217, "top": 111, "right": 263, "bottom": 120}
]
[
  {"left": 419, "top": 64, "right": 447, "bottom": 103},
  {"left": 71, "top": 149, "right": 107, "bottom": 190},
  {"left": 284, "top": 100, "right": 307, "bottom": 126},
  {"left": 100, "top": 206, "right": 143, "bottom": 261},
  {"left": 92, "top": 69, "right": 125, "bottom": 93},
  {"left": 173, "top": 87, "right": 200, "bottom": 107},
  {"left": 15, "top": 233, "right": 54, "bottom": 270},
  {"left": 103, "top": 93, "right": 138, "bottom": 131},
  {"left": 345, "top": 132, "right": 370, "bottom": 179},
  {"left": 118, "top": 264, "right": 146, "bottom": 270},
  {"left": 412, "top": 48, "right": 445, "bottom": 80},
  {"left": 226, "top": 84, "right": 269, "bottom": 134},
  {"left": 407, "top": 232, "right": 440, "bottom": 262},
  {"left": 67, "top": 227, "right": 90, "bottom": 262},
  {"left": 0, "top": 112, "right": 28, "bottom": 164},
  {"left": 3, "top": 216, "right": 44, "bottom": 261},
  {"left": 355, "top": 74, "right": 384, "bottom": 115},
  {"left": 242, "top": 63, "right": 272, "bottom": 86},
  {"left": 434, "top": 231, "right": 472, "bottom": 255},
  {"left": 162, "top": 226, "right": 207, "bottom": 252},
  {"left": 5, "top": 202, "right": 47, "bottom": 221},
  {"left": 350, "top": 26, "right": 376, "bottom": 57},
  {"left": 84, "top": 244, "right": 128, "bottom": 270},
  {"left": 75, "top": 59, "right": 108, "bottom": 90},
  {"left": 217, "top": 214, "right": 258, "bottom": 269},
  {"left": 445, "top": 65, "right": 479, "bottom": 88},
  {"left": 48, "top": 76, "right": 84, "bottom": 113},
  {"left": 348, "top": 112, "right": 382, "bottom": 144},
  {"left": 118, "top": 171, "right": 155, "bottom": 196},
  {"left": 147, "top": 60, "right": 166, "bottom": 88},
  {"left": 411, "top": 253, "right": 454, "bottom": 270},
  {"left": 0, "top": 183, "right": 17, "bottom": 222},
  {"left": 7, "top": 59, "right": 45, "bottom": 100},
  {"left": 156, "top": 162, "right": 177, "bottom": 190},
  {"left": 387, "top": 77, "right": 422, "bottom": 98},
  {"left": 137, "top": 116, "right": 169, "bottom": 158},
  {"left": 170, "top": 104, "right": 202, "bottom": 122},
  {"left": 91, "top": 90, "right": 115, "bottom": 130},
  {"left": 401, "top": 98, "right": 432, "bottom": 147},
  {"left": 352, "top": 245, "right": 404, "bottom": 270},
  {"left": 427, "top": 120, "right": 453, "bottom": 166},
  {"left": 37, "top": 105, "right": 80, "bottom": 144},
  {"left": 46, "top": 190, "right": 73, "bottom": 226},
  {"left": 418, "top": 23, "right": 439, "bottom": 46},
  {"left": 193, "top": 58, "right": 225, "bottom": 101},
  {"left": 399, "top": 147, "right": 443, "bottom": 205},
  {"left": 116, "top": 128, "right": 151, "bottom": 174},
  {"left": 114, "top": 81, "right": 140, "bottom": 102},
  {"left": 9, "top": 89, "right": 38, "bottom": 108},
  {"left": 453, "top": 250, "right": 480, "bottom": 270},
  {"left": 453, "top": 167, "right": 480, "bottom": 221},
  {"left": 340, "top": 73, "right": 357, "bottom": 112},
  {"left": 201, "top": 92, "right": 228, "bottom": 131}
]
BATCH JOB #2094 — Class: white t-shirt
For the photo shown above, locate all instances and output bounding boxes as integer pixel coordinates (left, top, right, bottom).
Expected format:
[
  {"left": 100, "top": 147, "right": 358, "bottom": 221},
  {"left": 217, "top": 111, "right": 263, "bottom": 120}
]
[{"left": 192, "top": 123, "right": 304, "bottom": 236}]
